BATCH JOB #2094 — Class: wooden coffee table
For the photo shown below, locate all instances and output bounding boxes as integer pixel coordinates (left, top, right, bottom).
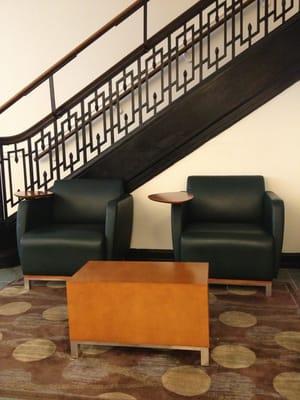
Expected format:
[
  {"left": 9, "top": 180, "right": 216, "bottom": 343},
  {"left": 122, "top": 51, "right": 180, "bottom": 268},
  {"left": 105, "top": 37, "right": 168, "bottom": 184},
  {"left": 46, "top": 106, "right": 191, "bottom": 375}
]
[{"left": 66, "top": 260, "right": 209, "bottom": 365}]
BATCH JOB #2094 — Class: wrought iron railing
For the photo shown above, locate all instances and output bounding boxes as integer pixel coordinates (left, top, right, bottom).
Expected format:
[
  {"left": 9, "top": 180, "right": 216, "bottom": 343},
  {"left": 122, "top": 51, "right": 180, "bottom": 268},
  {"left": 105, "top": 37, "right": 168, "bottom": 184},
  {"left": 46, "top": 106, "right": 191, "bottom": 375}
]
[{"left": 0, "top": 0, "right": 299, "bottom": 219}]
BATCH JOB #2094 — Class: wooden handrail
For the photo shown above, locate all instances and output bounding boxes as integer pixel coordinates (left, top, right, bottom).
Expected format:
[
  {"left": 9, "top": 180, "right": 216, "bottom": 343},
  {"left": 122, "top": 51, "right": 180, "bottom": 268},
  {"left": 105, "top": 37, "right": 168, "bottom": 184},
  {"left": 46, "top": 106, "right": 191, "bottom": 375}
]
[{"left": 0, "top": 0, "right": 145, "bottom": 115}]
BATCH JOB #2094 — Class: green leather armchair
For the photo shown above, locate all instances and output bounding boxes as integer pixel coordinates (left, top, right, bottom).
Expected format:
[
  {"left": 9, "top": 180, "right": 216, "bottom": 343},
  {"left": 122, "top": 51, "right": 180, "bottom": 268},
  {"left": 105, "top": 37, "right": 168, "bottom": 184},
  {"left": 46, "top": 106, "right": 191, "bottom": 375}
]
[
  {"left": 17, "top": 178, "right": 133, "bottom": 277},
  {"left": 171, "top": 176, "right": 284, "bottom": 285}
]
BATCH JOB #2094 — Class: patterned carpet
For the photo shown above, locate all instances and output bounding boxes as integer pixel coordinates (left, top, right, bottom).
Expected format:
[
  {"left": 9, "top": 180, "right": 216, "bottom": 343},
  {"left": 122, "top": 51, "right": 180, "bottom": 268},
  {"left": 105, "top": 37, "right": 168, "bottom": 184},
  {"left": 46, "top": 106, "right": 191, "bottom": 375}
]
[{"left": 0, "top": 278, "right": 300, "bottom": 400}]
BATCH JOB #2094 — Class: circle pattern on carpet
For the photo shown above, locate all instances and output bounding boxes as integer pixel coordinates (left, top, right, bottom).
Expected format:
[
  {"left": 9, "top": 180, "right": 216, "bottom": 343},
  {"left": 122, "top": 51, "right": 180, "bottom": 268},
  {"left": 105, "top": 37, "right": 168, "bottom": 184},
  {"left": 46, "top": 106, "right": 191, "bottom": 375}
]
[
  {"left": 98, "top": 393, "right": 136, "bottom": 400},
  {"left": 212, "top": 345, "right": 256, "bottom": 369},
  {"left": 13, "top": 339, "right": 56, "bottom": 362},
  {"left": 227, "top": 287, "right": 257, "bottom": 296},
  {"left": 219, "top": 311, "right": 257, "bottom": 328},
  {"left": 275, "top": 331, "right": 300, "bottom": 352},
  {"left": 162, "top": 366, "right": 211, "bottom": 396},
  {"left": 81, "top": 345, "right": 111, "bottom": 355},
  {"left": 0, "top": 287, "right": 27, "bottom": 297},
  {"left": 42, "top": 305, "right": 68, "bottom": 321},
  {"left": 273, "top": 372, "right": 300, "bottom": 400},
  {"left": 0, "top": 301, "right": 31, "bottom": 316}
]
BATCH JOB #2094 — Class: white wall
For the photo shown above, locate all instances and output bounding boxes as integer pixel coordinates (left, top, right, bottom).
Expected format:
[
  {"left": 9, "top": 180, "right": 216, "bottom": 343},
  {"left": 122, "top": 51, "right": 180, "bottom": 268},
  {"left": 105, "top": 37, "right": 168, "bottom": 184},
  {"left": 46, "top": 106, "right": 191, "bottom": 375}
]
[
  {"left": 0, "top": 0, "right": 198, "bottom": 135},
  {"left": 132, "top": 82, "right": 300, "bottom": 252}
]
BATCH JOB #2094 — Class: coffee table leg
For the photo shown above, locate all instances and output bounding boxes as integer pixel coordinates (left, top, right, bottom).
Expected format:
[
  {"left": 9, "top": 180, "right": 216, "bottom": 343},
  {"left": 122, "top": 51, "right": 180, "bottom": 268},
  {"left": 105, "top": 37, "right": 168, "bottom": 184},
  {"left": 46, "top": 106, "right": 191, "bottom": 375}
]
[
  {"left": 200, "top": 348, "right": 209, "bottom": 366},
  {"left": 70, "top": 341, "right": 79, "bottom": 358}
]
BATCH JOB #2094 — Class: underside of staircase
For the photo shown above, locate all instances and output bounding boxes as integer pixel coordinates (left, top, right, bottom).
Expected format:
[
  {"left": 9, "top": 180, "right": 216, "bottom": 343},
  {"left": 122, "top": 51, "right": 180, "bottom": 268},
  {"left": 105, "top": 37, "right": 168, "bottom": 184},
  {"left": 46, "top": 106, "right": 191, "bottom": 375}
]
[
  {"left": 0, "top": 1, "right": 299, "bottom": 265},
  {"left": 79, "top": 18, "right": 300, "bottom": 191}
]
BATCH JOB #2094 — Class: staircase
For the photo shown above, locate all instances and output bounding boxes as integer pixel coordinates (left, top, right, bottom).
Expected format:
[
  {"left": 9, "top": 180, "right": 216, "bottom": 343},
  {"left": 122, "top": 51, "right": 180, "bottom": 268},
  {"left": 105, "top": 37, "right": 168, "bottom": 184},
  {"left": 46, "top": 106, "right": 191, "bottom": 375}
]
[{"left": 0, "top": 0, "right": 299, "bottom": 264}]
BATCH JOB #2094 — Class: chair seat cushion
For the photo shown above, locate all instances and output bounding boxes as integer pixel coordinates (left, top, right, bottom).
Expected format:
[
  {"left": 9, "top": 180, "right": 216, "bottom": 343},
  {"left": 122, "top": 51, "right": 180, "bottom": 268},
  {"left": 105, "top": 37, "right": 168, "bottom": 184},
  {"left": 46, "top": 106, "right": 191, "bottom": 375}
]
[
  {"left": 180, "top": 223, "right": 274, "bottom": 280},
  {"left": 21, "top": 224, "right": 105, "bottom": 276}
]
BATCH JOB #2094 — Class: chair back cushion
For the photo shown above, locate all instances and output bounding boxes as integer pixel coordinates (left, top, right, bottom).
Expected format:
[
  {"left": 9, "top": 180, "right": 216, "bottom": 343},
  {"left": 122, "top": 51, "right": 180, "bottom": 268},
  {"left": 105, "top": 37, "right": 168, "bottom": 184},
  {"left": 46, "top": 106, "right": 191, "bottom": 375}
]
[
  {"left": 52, "top": 179, "right": 124, "bottom": 224},
  {"left": 187, "top": 176, "right": 265, "bottom": 223}
]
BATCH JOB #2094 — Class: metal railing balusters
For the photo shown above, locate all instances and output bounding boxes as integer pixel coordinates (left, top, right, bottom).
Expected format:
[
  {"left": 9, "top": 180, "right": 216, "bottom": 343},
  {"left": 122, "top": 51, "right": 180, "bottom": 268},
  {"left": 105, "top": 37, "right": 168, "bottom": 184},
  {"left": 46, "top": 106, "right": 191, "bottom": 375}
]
[
  {"left": 137, "top": 57, "right": 143, "bottom": 125},
  {"left": 129, "top": 75, "right": 135, "bottom": 131},
  {"left": 264, "top": 0, "right": 269, "bottom": 34},
  {"left": 282, "top": 0, "right": 286, "bottom": 23},
  {"left": 48, "top": 73, "right": 61, "bottom": 180},
  {"left": 80, "top": 101, "right": 88, "bottom": 164},
  {"left": 0, "top": 146, "right": 7, "bottom": 220},
  {"left": 34, "top": 141, "right": 41, "bottom": 188},
  {"left": 199, "top": 12, "right": 203, "bottom": 82},
  {"left": 53, "top": 120, "right": 60, "bottom": 180},
  {"left": 232, "top": 0, "right": 236, "bottom": 59},
  {"left": 26, "top": 139, "right": 34, "bottom": 191},
  {"left": 43, "top": 171, "right": 48, "bottom": 191},
  {"left": 240, "top": 0, "right": 244, "bottom": 46},
  {"left": 143, "top": 0, "right": 148, "bottom": 47},
  {"left": 108, "top": 81, "right": 115, "bottom": 146},
  {"left": 167, "top": 35, "right": 173, "bottom": 104},
  {"left": 7, "top": 151, "right": 14, "bottom": 208},
  {"left": 49, "top": 76, "right": 56, "bottom": 114}
]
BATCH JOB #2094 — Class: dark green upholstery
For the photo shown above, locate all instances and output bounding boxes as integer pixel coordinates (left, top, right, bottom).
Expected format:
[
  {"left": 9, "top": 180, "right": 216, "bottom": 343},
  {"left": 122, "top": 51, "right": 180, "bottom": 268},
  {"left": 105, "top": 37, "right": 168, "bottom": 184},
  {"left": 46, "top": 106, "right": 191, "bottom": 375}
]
[
  {"left": 17, "top": 179, "right": 133, "bottom": 276},
  {"left": 172, "top": 176, "right": 284, "bottom": 281}
]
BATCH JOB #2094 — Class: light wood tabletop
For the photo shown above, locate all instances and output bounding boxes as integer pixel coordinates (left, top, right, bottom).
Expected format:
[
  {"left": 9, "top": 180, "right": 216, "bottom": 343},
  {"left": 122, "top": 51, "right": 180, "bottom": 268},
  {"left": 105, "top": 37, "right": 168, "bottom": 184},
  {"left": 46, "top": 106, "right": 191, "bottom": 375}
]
[
  {"left": 70, "top": 260, "right": 208, "bottom": 285},
  {"left": 148, "top": 191, "right": 194, "bottom": 204},
  {"left": 14, "top": 190, "right": 54, "bottom": 200}
]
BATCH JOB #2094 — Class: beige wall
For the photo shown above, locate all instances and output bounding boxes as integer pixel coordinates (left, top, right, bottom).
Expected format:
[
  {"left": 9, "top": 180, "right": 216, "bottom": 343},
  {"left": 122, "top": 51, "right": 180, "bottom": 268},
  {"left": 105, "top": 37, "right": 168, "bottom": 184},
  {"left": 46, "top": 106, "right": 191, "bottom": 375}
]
[{"left": 132, "top": 82, "right": 300, "bottom": 252}]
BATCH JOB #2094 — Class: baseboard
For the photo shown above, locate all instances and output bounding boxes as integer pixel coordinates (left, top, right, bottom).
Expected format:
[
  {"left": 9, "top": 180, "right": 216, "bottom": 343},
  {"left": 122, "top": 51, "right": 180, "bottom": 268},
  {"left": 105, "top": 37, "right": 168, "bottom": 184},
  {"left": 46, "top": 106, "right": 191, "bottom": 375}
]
[
  {"left": 128, "top": 249, "right": 300, "bottom": 269},
  {"left": 280, "top": 253, "right": 300, "bottom": 269},
  {"left": 127, "top": 249, "right": 174, "bottom": 261},
  {"left": 0, "top": 247, "right": 20, "bottom": 268},
  {"left": 1, "top": 247, "right": 299, "bottom": 269}
]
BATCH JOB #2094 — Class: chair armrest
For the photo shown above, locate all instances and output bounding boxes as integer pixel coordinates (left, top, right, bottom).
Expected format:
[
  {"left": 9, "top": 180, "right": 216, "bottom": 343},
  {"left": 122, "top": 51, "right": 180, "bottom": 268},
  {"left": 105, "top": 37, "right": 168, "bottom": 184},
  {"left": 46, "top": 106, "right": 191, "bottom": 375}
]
[
  {"left": 264, "top": 191, "right": 284, "bottom": 276},
  {"left": 171, "top": 203, "right": 188, "bottom": 260},
  {"left": 16, "top": 197, "right": 53, "bottom": 257},
  {"left": 105, "top": 194, "right": 133, "bottom": 260}
]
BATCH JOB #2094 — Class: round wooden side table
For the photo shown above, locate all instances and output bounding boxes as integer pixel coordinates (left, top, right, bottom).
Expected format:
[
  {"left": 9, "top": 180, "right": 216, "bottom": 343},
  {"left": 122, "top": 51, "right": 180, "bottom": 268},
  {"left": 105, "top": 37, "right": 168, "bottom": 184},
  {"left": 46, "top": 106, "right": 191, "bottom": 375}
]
[
  {"left": 148, "top": 191, "right": 194, "bottom": 257},
  {"left": 14, "top": 190, "right": 54, "bottom": 200},
  {"left": 148, "top": 191, "right": 194, "bottom": 204}
]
